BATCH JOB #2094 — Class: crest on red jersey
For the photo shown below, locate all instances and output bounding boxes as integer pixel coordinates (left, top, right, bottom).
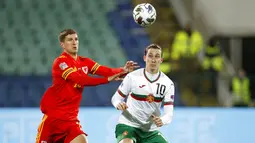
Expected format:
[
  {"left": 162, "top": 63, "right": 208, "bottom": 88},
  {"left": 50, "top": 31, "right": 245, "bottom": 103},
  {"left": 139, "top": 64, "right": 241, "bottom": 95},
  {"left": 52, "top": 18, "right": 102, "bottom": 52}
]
[{"left": 82, "top": 66, "right": 88, "bottom": 74}]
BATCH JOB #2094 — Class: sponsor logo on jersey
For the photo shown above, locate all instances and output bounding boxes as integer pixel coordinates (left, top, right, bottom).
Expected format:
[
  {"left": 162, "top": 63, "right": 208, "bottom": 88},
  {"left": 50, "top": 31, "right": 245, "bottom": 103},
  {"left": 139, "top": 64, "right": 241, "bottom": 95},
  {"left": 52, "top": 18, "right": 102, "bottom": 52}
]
[
  {"left": 59, "top": 62, "right": 68, "bottom": 70},
  {"left": 41, "top": 141, "right": 47, "bottom": 143},
  {"left": 139, "top": 85, "right": 146, "bottom": 88}
]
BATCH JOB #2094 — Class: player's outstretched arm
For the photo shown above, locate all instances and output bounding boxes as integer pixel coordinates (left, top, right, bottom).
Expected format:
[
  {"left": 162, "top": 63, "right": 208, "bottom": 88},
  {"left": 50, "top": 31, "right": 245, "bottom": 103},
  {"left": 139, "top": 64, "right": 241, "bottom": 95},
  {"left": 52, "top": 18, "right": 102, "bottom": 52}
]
[
  {"left": 56, "top": 58, "right": 125, "bottom": 86},
  {"left": 67, "top": 70, "right": 125, "bottom": 86},
  {"left": 87, "top": 58, "right": 139, "bottom": 77}
]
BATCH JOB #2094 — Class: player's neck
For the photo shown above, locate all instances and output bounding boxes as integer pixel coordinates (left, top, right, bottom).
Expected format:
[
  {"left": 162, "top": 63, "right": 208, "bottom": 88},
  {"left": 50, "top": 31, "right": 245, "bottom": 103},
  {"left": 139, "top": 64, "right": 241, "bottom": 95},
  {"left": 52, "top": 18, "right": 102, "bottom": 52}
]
[
  {"left": 145, "top": 67, "right": 159, "bottom": 75},
  {"left": 71, "top": 54, "right": 78, "bottom": 60},
  {"left": 64, "top": 51, "right": 78, "bottom": 60}
]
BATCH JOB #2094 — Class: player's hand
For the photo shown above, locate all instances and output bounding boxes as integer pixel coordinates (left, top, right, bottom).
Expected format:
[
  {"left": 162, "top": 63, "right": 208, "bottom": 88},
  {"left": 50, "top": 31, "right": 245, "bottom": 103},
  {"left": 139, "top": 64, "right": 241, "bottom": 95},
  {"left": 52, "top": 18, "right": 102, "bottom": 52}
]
[
  {"left": 123, "top": 61, "right": 139, "bottom": 73},
  {"left": 151, "top": 115, "right": 163, "bottom": 127},
  {"left": 117, "top": 102, "right": 128, "bottom": 111},
  {"left": 108, "top": 72, "right": 127, "bottom": 81}
]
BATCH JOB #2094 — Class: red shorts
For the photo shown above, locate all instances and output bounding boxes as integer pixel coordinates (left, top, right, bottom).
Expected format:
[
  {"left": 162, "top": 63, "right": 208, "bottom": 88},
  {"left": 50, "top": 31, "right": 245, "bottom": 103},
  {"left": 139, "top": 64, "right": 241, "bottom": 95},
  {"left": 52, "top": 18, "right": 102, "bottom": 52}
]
[{"left": 36, "top": 115, "right": 87, "bottom": 143}]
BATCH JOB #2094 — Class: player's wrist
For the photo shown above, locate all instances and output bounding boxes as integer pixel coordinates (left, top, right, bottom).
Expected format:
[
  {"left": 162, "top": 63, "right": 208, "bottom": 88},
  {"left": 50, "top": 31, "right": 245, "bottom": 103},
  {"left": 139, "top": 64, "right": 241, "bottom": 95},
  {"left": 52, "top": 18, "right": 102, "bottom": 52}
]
[
  {"left": 117, "top": 68, "right": 128, "bottom": 78},
  {"left": 122, "top": 66, "right": 132, "bottom": 73},
  {"left": 160, "top": 117, "right": 166, "bottom": 125},
  {"left": 112, "top": 100, "right": 121, "bottom": 108},
  {"left": 120, "top": 67, "right": 127, "bottom": 73}
]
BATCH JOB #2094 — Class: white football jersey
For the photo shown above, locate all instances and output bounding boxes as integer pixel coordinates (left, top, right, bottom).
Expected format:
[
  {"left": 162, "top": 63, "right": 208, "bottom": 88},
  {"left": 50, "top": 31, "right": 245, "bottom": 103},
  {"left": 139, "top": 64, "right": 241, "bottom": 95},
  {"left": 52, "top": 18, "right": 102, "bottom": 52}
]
[{"left": 116, "top": 68, "right": 174, "bottom": 131}]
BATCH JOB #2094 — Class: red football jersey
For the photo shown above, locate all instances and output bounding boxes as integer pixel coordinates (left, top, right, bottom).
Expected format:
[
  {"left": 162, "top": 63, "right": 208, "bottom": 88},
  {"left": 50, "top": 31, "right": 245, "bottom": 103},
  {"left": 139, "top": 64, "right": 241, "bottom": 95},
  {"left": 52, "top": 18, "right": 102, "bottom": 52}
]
[{"left": 40, "top": 52, "right": 124, "bottom": 120}]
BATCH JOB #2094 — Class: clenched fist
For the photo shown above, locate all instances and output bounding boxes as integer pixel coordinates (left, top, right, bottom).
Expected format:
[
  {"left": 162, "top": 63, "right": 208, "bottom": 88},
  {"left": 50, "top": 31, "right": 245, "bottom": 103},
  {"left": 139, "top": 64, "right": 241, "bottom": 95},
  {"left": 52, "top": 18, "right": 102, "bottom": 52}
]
[{"left": 151, "top": 115, "right": 163, "bottom": 127}]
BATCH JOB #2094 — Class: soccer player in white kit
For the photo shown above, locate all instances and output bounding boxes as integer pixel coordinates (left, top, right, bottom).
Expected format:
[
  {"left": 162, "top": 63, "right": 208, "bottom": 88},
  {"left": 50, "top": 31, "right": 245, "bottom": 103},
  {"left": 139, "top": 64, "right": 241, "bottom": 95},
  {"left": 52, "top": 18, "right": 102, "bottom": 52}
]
[{"left": 111, "top": 44, "right": 174, "bottom": 143}]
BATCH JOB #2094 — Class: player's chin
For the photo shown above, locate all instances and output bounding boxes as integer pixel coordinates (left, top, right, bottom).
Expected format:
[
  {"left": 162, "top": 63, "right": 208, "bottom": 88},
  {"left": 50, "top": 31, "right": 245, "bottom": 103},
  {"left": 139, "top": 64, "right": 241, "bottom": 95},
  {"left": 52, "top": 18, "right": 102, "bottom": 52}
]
[
  {"left": 71, "top": 49, "right": 78, "bottom": 54},
  {"left": 149, "top": 64, "right": 157, "bottom": 69},
  {"left": 150, "top": 63, "right": 157, "bottom": 67}
]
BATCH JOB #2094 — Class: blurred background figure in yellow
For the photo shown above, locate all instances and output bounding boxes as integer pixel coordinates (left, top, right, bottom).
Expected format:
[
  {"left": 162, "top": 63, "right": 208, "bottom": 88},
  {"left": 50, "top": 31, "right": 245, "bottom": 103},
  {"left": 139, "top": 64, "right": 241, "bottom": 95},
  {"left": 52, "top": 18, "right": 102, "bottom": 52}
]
[
  {"left": 171, "top": 23, "right": 203, "bottom": 72},
  {"left": 202, "top": 37, "right": 224, "bottom": 95},
  {"left": 202, "top": 37, "right": 223, "bottom": 73},
  {"left": 230, "top": 69, "right": 252, "bottom": 107}
]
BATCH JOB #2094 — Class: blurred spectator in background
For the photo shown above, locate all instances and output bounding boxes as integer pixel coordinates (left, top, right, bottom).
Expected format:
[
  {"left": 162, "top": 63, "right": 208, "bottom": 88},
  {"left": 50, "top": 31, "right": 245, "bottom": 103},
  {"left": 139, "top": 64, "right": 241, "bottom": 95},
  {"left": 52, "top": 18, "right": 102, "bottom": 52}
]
[
  {"left": 202, "top": 37, "right": 223, "bottom": 72},
  {"left": 170, "top": 23, "right": 203, "bottom": 72},
  {"left": 202, "top": 37, "right": 223, "bottom": 94},
  {"left": 160, "top": 47, "right": 171, "bottom": 75},
  {"left": 230, "top": 69, "right": 252, "bottom": 107}
]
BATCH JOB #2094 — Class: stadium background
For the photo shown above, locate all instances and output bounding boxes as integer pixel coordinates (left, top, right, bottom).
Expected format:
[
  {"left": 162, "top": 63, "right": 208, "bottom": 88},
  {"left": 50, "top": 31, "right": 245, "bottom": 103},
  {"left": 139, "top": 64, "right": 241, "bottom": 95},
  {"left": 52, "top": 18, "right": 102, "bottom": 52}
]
[{"left": 0, "top": 0, "right": 255, "bottom": 142}]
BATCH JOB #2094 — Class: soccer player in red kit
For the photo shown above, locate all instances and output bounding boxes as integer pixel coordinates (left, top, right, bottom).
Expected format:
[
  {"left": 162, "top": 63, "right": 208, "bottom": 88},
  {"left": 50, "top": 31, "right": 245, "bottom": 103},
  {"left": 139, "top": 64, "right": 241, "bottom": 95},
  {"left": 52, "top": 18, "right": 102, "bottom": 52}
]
[{"left": 36, "top": 29, "right": 138, "bottom": 143}]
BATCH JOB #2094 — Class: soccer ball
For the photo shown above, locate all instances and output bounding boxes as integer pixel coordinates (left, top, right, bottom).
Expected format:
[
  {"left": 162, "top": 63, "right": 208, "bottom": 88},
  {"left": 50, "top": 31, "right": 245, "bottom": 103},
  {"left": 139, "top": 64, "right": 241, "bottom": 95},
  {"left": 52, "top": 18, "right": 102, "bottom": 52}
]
[{"left": 133, "top": 3, "right": 157, "bottom": 27}]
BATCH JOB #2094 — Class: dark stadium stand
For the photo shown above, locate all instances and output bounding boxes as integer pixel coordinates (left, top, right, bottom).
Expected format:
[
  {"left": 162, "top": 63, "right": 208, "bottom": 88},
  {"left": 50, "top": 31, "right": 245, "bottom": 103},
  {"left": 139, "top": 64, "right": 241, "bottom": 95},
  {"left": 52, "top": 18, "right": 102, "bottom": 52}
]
[{"left": 0, "top": 0, "right": 183, "bottom": 107}]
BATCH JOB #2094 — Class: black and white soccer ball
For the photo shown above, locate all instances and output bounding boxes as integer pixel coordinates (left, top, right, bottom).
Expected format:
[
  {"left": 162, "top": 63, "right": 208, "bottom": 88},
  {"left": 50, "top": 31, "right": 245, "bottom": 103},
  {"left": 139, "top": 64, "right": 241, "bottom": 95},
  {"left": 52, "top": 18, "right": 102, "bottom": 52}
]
[{"left": 133, "top": 3, "right": 157, "bottom": 27}]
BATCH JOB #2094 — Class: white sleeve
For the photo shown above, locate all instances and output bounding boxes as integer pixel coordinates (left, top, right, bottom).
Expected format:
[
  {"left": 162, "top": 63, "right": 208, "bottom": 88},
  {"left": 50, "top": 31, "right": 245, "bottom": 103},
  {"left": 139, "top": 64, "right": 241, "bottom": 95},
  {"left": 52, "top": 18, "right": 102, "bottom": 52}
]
[
  {"left": 160, "top": 105, "right": 174, "bottom": 125},
  {"left": 111, "top": 75, "right": 131, "bottom": 108},
  {"left": 160, "top": 82, "right": 175, "bottom": 125},
  {"left": 163, "top": 82, "right": 174, "bottom": 105}
]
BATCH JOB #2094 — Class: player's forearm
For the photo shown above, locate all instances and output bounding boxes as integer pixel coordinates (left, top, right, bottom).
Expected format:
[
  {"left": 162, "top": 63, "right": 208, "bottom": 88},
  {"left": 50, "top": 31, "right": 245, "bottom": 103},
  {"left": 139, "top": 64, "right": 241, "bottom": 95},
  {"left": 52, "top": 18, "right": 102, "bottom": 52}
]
[
  {"left": 68, "top": 72, "right": 109, "bottom": 86},
  {"left": 160, "top": 105, "right": 174, "bottom": 125},
  {"left": 95, "top": 66, "right": 125, "bottom": 76},
  {"left": 111, "top": 92, "right": 125, "bottom": 108}
]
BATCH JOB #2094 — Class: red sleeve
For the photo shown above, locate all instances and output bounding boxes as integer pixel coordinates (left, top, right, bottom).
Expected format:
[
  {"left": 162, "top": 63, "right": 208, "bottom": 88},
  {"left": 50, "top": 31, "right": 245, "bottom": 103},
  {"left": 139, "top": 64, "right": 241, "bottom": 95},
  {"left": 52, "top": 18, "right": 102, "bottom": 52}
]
[
  {"left": 85, "top": 58, "right": 124, "bottom": 76},
  {"left": 53, "top": 57, "right": 109, "bottom": 86}
]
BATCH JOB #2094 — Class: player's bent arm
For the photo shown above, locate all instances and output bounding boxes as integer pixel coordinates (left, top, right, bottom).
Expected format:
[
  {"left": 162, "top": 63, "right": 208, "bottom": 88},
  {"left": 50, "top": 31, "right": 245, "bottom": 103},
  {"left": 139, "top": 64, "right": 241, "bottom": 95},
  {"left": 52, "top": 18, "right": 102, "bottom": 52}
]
[
  {"left": 160, "top": 105, "right": 174, "bottom": 125},
  {"left": 160, "top": 81, "right": 175, "bottom": 125},
  {"left": 63, "top": 67, "right": 109, "bottom": 86},
  {"left": 111, "top": 90, "right": 126, "bottom": 108},
  {"left": 112, "top": 74, "right": 131, "bottom": 108}
]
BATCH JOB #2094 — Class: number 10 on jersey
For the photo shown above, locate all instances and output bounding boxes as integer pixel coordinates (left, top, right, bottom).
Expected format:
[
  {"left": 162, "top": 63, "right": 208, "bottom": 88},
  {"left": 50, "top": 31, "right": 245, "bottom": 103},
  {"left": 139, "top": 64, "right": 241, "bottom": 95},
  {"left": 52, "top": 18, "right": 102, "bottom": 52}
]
[{"left": 156, "top": 83, "right": 166, "bottom": 96}]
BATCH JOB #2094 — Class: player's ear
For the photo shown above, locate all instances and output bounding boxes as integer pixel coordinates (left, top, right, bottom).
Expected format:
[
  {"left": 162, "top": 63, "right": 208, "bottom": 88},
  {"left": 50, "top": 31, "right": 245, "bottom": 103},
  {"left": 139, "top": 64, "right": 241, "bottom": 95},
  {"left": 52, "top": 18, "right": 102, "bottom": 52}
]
[
  {"left": 143, "top": 55, "right": 146, "bottom": 62},
  {"left": 160, "top": 58, "right": 163, "bottom": 63},
  {"left": 60, "top": 42, "right": 64, "bottom": 49}
]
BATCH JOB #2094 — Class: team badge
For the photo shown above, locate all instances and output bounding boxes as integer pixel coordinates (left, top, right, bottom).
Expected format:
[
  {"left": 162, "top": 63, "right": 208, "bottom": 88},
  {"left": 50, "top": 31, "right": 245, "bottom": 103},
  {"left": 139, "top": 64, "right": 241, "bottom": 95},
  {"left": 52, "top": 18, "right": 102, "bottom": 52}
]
[
  {"left": 171, "top": 95, "right": 174, "bottom": 100},
  {"left": 59, "top": 62, "right": 68, "bottom": 70},
  {"left": 147, "top": 94, "right": 155, "bottom": 103},
  {"left": 82, "top": 66, "right": 88, "bottom": 74}
]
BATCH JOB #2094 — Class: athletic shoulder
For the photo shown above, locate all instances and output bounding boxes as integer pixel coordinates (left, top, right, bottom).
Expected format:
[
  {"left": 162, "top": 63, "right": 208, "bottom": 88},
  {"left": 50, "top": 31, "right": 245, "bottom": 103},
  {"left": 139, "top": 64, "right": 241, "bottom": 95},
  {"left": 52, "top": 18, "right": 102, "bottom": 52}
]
[
  {"left": 126, "top": 68, "right": 144, "bottom": 78},
  {"left": 52, "top": 55, "right": 70, "bottom": 68},
  {"left": 78, "top": 56, "right": 91, "bottom": 62},
  {"left": 160, "top": 72, "right": 174, "bottom": 86},
  {"left": 78, "top": 56, "right": 98, "bottom": 71}
]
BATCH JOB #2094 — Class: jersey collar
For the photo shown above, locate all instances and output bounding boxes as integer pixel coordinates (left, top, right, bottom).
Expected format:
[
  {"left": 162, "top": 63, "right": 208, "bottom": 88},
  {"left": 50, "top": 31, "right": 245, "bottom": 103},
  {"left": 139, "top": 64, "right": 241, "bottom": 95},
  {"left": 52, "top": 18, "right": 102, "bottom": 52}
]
[
  {"left": 143, "top": 69, "right": 161, "bottom": 83},
  {"left": 62, "top": 52, "right": 79, "bottom": 61},
  {"left": 62, "top": 52, "right": 72, "bottom": 58}
]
